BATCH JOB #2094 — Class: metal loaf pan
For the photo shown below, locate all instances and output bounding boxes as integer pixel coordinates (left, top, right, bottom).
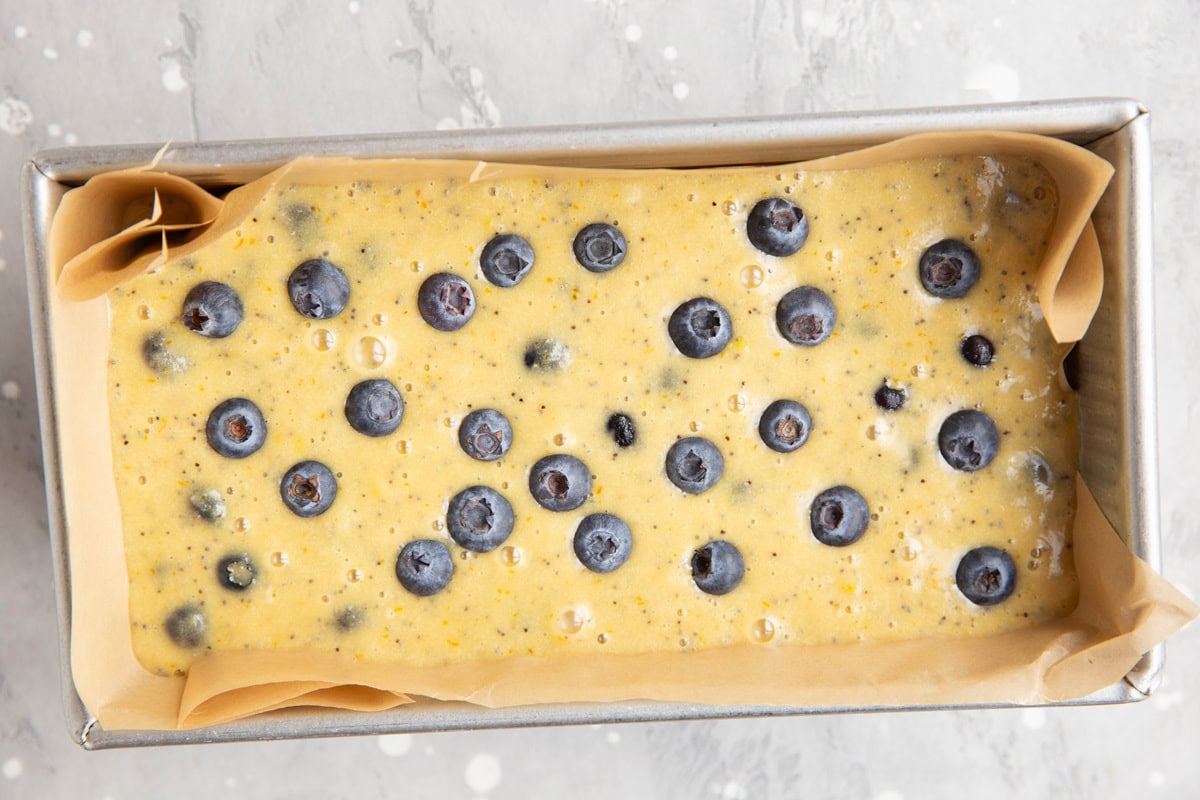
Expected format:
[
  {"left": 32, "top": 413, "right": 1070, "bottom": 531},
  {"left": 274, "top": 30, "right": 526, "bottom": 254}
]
[{"left": 22, "top": 98, "right": 1158, "bottom": 749}]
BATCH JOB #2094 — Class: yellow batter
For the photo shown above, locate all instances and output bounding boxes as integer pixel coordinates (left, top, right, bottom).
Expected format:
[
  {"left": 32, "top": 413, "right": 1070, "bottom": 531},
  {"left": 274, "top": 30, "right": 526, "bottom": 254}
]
[{"left": 105, "top": 154, "right": 1077, "bottom": 677}]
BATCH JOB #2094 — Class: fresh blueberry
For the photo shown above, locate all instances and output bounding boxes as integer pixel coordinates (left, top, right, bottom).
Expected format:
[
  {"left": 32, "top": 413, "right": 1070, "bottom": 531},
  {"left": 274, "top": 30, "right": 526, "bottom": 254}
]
[
  {"left": 938, "top": 410, "right": 1000, "bottom": 472},
  {"left": 606, "top": 412, "right": 636, "bottom": 448},
  {"left": 165, "top": 605, "right": 206, "bottom": 648},
  {"left": 691, "top": 540, "right": 745, "bottom": 595},
  {"left": 395, "top": 539, "right": 454, "bottom": 596},
  {"left": 334, "top": 606, "right": 365, "bottom": 631},
  {"left": 961, "top": 334, "right": 995, "bottom": 367},
  {"left": 480, "top": 233, "right": 535, "bottom": 287},
  {"left": 955, "top": 546, "right": 1017, "bottom": 606},
  {"left": 206, "top": 398, "right": 267, "bottom": 459},
  {"left": 458, "top": 409, "right": 513, "bottom": 461},
  {"left": 418, "top": 272, "right": 475, "bottom": 331},
  {"left": 188, "top": 488, "right": 226, "bottom": 522},
  {"left": 216, "top": 554, "right": 255, "bottom": 591},
  {"left": 523, "top": 338, "right": 572, "bottom": 371},
  {"left": 747, "top": 197, "right": 809, "bottom": 257},
  {"left": 809, "top": 485, "right": 870, "bottom": 547},
  {"left": 668, "top": 297, "right": 733, "bottom": 359},
  {"left": 573, "top": 223, "right": 627, "bottom": 273},
  {"left": 874, "top": 383, "right": 906, "bottom": 411},
  {"left": 573, "top": 513, "right": 633, "bottom": 573},
  {"left": 142, "top": 332, "right": 189, "bottom": 375},
  {"left": 665, "top": 437, "right": 724, "bottom": 494},
  {"left": 528, "top": 454, "right": 591, "bottom": 512},
  {"left": 280, "top": 460, "right": 338, "bottom": 517},
  {"left": 758, "top": 399, "right": 812, "bottom": 453},
  {"left": 182, "top": 281, "right": 243, "bottom": 338},
  {"left": 919, "top": 239, "right": 980, "bottom": 299},
  {"left": 776, "top": 286, "right": 835, "bottom": 346},
  {"left": 446, "top": 485, "right": 515, "bottom": 552},
  {"left": 288, "top": 258, "right": 350, "bottom": 319},
  {"left": 344, "top": 379, "right": 404, "bottom": 437}
]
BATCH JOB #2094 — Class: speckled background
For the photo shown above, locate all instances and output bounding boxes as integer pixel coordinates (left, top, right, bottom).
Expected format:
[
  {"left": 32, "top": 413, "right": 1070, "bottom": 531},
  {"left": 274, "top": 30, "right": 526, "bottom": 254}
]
[{"left": 1, "top": 1, "right": 1197, "bottom": 798}]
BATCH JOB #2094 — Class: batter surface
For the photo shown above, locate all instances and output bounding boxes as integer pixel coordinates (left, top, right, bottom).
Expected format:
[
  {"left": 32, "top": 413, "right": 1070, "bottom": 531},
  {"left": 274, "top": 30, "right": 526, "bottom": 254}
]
[{"left": 105, "top": 154, "right": 1078, "bottom": 676}]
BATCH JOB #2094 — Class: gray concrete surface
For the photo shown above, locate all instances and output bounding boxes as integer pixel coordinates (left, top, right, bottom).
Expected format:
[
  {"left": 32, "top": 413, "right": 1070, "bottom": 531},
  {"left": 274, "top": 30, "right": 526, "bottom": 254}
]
[{"left": 1, "top": 1, "right": 1197, "bottom": 797}]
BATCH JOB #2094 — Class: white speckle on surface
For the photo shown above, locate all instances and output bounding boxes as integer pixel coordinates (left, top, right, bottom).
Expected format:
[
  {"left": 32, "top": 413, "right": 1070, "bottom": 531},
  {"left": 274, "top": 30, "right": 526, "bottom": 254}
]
[
  {"left": 2, "top": 757, "right": 22, "bottom": 779},
  {"left": 0, "top": 97, "right": 33, "bottom": 135},
  {"left": 624, "top": 24, "right": 642, "bottom": 42},
  {"left": 224, "top": 776, "right": 237, "bottom": 788},
  {"left": 672, "top": 81, "right": 689, "bottom": 100},
  {"left": 719, "top": 780, "right": 747, "bottom": 799},
  {"left": 875, "top": 791, "right": 904, "bottom": 800},
  {"left": 435, "top": 117, "right": 460, "bottom": 130},
  {"left": 76, "top": 29, "right": 93, "bottom": 47},
  {"left": 43, "top": 46, "right": 58, "bottom": 60},
  {"left": 606, "top": 730, "right": 620, "bottom": 743},
  {"left": 1, "top": 381, "right": 19, "bottom": 401},
  {"left": 662, "top": 45, "right": 677, "bottom": 60},
  {"left": 47, "top": 122, "right": 62, "bottom": 137},
  {"left": 161, "top": 59, "right": 188, "bottom": 93},
  {"left": 14, "top": 25, "right": 29, "bottom": 39},
  {"left": 0, "top": 229, "right": 4, "bottom": 242},
  {"left": 348, "top": 1, "right": 360, "bottom": 14},
  {"left": 0, "top": 258, "right": 7, "bottom": 272},
  {"left": 64, "top": 132, "right": 78, "bottom": 145},
  {"left": 1021, "top": 707, "right": 1047, "bottom": 730},
  {"left": 377, "top": 733, "right": 412, "bottom": 757},
  {"left": 963, "top": 63, "right": 1021, "bottom": 102},
  {"left": 465, "top": 753, "right": 502, "bottom": 794},
  {"left": 422, "top": 745, "right": 434, "bottom": 755},
  {"left": 912, "top": 19, "right": 923, "bottom": 31},
  {"left": 469, "top": 66, "right": 485, "bottom": 90},
  {"left": 1148, "top": 770, "right": 1166, "bottom": 787},
  {"left": 1151, "top": 689, "right": 1185, "bottom": 711}
]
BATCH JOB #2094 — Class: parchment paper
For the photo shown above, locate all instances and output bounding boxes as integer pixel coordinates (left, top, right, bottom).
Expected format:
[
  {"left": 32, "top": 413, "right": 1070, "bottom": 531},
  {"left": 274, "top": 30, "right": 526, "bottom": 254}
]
[{"left": 46, "top": 132, "right": 1198, "bottom": 730}]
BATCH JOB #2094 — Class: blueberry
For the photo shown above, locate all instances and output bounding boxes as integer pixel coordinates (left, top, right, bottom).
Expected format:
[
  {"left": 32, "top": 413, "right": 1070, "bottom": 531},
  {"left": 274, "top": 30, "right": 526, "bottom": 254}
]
[
  {"left": 182, "top": 281, "right": 243, "bottom": 338},
  {"left": 446, "top": 486, "right": 514, "bottom": 552},
  {"left": 668, "top": 297, "right": 733, "bottom": 359},
  {"left": 458, "top": 409, "right": 513, "bottom": 461},
  {"left": 344, "top": 379, "right": 404, "bottom": 437},
  {"left": 528, "top": 454, "right": 591, "bottom": 512},
  {"left": 919, "top": 239, "right": 980, "bottom": 299},
  {"left": 665, "top": 437, "right": 724, "bottom": 494},
  {"left": 747, "top": 197, "right": 809, "bottom": 257},
  {"left": 938, "top": 410, "right": 1000, "bottom": 472},
  {"left": 165, "top": 605, "right": 206, "bottom": 648},
  {"left": 573, "top": 223, "right": 627, "bottom": 273},
  {"left": 691, "top": 541, "right": 744, "bottom": 595},
  {"left": 961, "top": 334, "right": 995, "bottom": 367},
  {"left": 288, "top": 258, "right": 350, "bottom": 319},
  {"left": 216, "top": 554, "right": 255, "bottom": 591},
  {"left": 809, "top": 485, "right": 870, "bottom": 547},
  {"left": 480, "top": 233, "right": 535, "bottom": 287},
  {"left": 758, "top": 399, "right": 812, "bottom": 453},
  {"left": 142, "top": 332, "right": 189, "bottom": 375},
  {"left": 395, "top": 539, "right": 454, "bottom": 596},
  {"left": 523, "top": 338, "right": 571, "bottom": 371},
  {"left": 776, "top": 286, "right": 835, "bottom": 346},
  {"left": 334, "top": 606, "right": 365, "bottom": 631},
  {"left": 573, "top": 513, "right": 633, "bottom": 573},
  {"left": 188, "top": 488, "right": 226, "bottom": 522},
  {"left": 955, "top": 546, "right": 1017, "bottom": 606},
  {"left": 280, "top": 460, "right": 337, "bottom": 517},
  {"left": 606, "top": 412, "right": 636, "bottom": 448},
  {"left": 874, "top": 383, "right": 906, "bottom": 411},
  {"left": 206, "top": 398, "right": 267, "bottom": 458},
  {"left": 418, "top": 272, "right": 475, "bottom": 331}
]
